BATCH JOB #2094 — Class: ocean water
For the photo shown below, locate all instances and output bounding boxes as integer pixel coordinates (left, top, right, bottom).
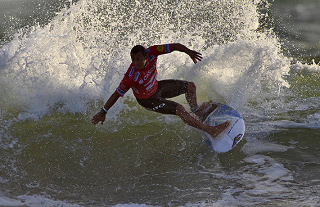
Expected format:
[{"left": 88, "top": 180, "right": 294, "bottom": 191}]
[{"left": 0, "top": 0, "right": 319, "bottom": 206}]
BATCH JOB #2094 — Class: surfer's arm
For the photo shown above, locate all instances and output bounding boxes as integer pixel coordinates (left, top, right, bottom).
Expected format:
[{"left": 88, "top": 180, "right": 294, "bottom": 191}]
[
  {"left": 103, "top": 91, "right": 120, "bottom": 112},
  {"left": 92, "top": 91, "right": 120, "bottom": 125},
  {"left": 170, "top": 43, "right": 203, "bottom": 64}
]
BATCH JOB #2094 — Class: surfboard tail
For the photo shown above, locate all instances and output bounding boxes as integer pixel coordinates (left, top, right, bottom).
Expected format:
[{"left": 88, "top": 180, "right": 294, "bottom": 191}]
[{"left": 198, "top": 102, "right": 221, "bottom": 122}]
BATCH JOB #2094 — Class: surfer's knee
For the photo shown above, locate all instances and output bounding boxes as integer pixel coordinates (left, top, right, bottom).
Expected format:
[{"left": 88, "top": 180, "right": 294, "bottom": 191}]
[
  {"left": 176, "top": 104, "right": 193, "bottom": 125},
  {"left": 176, "top": 104, "right": 188, "bottom": 119},
  {"left": 187, "top": 81, "right": 196, "bottom": 93},
  {"left": 176, "top": 104, "right": 185, "bottom": 115}
]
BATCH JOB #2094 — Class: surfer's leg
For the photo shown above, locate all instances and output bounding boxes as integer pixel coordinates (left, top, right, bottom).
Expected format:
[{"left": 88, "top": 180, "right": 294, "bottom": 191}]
[
  {"left": 176, "top": 104, "right": 229, "bottom": 138},
  {"left": 156, "top": 80, "right": 199, "bottom": 112},
  {"left": 136, "top": 97, "right": 179, "bottom": 115},
  {"left": 137, "top": 97, "right": 228, "bottom": 138},
  {"left": 185, "top": 82, "right": 199, "bottom": 113},
  {"left": 184, "top": 82, "right": 215, "bottom": 117}
]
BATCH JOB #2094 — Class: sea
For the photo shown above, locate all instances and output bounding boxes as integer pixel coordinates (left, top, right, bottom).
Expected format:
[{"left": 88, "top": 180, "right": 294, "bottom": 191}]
[{"left": 0, "top": 0, "right": 319, "bottom": 206}]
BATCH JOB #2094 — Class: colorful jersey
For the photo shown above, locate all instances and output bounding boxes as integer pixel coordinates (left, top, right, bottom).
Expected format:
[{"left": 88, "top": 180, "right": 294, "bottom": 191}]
[{"left": 116, "top": 44, "right": 172, "bottom": 99}]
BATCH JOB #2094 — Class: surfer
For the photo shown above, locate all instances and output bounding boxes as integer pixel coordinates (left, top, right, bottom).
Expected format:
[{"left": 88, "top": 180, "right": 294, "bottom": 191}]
[{"left": 92, "top": 43, "right": 229, "bottom": 138}]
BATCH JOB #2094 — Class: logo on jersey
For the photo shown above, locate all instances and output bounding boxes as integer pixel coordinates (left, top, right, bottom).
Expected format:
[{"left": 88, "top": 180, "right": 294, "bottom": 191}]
[
  {"left": 149, "top": 55, "right": 155, "bottom": 62},
  {"left": 157, "top": 45, "right": 164, "bottom": 52},
  {"left": 144, "top": 65, "right": 156, "bottom": 80},
  {"left": 133, "top": 72, "right": 140, "bottom": 81},
  {"left": 164, "top": 44, "right": 170, "bottom": 53}
]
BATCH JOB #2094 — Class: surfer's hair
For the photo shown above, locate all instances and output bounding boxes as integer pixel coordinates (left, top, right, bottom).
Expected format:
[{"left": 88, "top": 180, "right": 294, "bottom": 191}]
[{"left": 131, "top": 45, "right": 147, "bottom": 57}]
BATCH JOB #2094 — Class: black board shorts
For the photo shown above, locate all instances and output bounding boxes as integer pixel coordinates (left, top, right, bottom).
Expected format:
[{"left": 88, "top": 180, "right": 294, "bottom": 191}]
[{"left": 136, "top": 79, "right": 189, "bottom": 115}]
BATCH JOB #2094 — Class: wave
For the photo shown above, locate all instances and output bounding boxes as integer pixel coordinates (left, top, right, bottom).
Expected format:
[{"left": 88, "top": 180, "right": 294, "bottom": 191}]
[
  {"left": 0, "top": 0, "right": 282, "bottom": 111},
  {"left": 0, "top": 1, "right": 320, "bottom": 205},
  {"left": 0, "top": 0, "right": 319, "bottom": 149}
]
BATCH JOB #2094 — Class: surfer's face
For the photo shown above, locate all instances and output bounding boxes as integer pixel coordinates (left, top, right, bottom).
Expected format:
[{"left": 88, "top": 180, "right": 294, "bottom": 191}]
[{"left": 131, "top": 52, "right": 147, "bottom": 70}]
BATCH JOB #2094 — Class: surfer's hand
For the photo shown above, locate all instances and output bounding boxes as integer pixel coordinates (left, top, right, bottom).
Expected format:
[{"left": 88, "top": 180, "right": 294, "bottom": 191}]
[
  {"left": 92, "top": 111, "right": 106, "bottom": 125},
  {"left": 187, "top": 50, "right": 203, "bottom": 64}
]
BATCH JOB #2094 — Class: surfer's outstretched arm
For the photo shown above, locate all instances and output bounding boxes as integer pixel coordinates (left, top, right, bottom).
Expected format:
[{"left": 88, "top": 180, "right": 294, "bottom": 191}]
[
  {"left": 92, "top": 91, "right": 120, "bottom": 125},
  {"left": 170, "top": 43, "right": 203, "bottom": 64}
]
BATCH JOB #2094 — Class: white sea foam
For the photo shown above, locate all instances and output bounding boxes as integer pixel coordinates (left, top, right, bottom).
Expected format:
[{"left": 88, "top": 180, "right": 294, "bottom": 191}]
[
  {"left": 0, "top": 0, "right": 319, "bottom": 206},
  {"left": 0, "top": 193, "right": 80, "bottom": 207},
  {"left": 0, "top": 0, "right": 294, "bottom": 117}
]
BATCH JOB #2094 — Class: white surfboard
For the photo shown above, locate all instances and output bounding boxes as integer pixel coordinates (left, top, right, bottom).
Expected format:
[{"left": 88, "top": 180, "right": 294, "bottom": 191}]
[{"left": 200, "top": 103, "right": 245, "bottom": 153}]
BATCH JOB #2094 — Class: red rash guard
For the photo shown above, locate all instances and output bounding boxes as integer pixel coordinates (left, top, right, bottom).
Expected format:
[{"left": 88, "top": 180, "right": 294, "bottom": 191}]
[{"left": 116, "top": 44, "right": 172, "bottom": 99}]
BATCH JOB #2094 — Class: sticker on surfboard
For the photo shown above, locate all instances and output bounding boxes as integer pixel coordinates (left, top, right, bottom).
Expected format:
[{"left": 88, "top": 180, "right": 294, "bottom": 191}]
[{"left": 200, "top": 103, "right": 245, "bottom": 153}]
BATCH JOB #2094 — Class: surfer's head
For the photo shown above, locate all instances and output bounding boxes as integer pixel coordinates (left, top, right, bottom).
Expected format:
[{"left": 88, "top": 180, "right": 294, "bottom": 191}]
[{"left": 131, "top": 45, "right": 148, "bottom": 70}]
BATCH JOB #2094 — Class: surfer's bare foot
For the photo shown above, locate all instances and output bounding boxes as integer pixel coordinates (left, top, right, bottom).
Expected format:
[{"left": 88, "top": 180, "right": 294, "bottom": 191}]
[
  {"left": 207, "top": 121, "right": 229, "bottom": 138},
  {"left": 195, "top": 100, "right": 214, "bottom": 117}
]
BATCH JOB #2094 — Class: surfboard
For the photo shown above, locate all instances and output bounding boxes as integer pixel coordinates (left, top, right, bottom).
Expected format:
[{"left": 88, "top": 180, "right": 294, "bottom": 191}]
[{"left": 199, "top": 103, "right": 245, "bottom": 153}]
